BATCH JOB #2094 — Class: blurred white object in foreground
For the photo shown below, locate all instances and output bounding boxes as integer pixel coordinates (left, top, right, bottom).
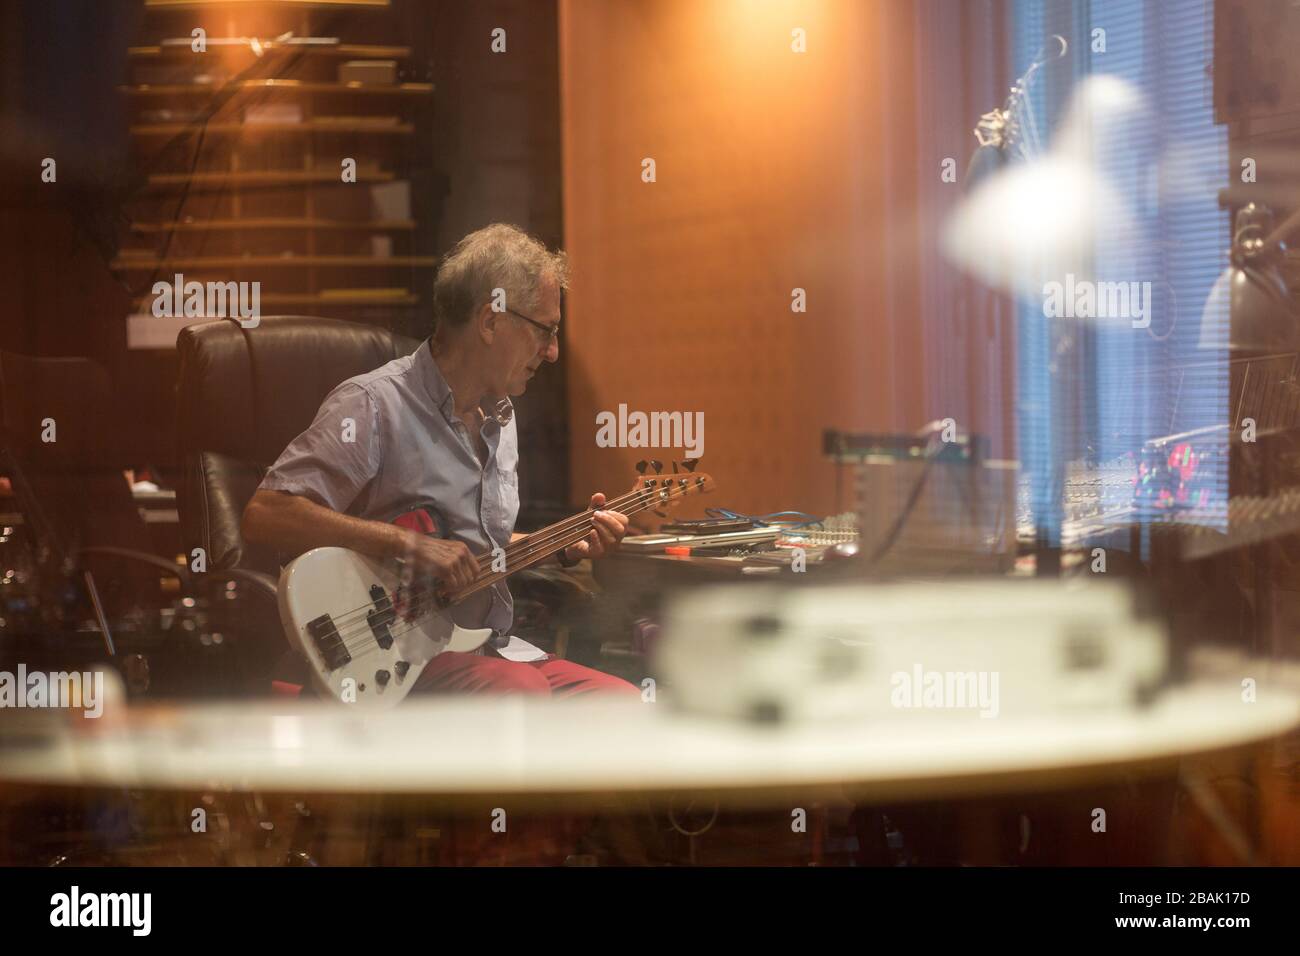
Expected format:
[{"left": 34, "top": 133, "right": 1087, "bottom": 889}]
[{"left": 656, "top": 579, "right": 1168, "bottom": 725}]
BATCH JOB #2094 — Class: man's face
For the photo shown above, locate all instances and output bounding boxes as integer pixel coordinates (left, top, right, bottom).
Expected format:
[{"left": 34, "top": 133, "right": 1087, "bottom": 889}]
[{"left": 499, "top": 276, "right": 561, "bottom": 397}]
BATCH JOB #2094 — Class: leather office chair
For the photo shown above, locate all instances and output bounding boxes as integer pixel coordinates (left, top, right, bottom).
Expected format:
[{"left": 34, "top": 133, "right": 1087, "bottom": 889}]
[
  {"left": 175, "top": 315, "right": 591, "bottom": 692},
  {"left": 175, "top": 315, "right": 421, "bottom": 691}
]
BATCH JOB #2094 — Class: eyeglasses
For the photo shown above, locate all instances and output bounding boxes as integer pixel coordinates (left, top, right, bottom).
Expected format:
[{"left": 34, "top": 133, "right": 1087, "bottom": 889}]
[{"left": 505, "top": 308, "right": 561, "bottom": 344}]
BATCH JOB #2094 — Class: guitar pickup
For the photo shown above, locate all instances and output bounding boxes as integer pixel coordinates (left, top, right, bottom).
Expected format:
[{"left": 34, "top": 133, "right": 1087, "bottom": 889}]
[
  {"left": 367, "top": 584, "right": 396, "bottom": 650},
  {"left": 307, "top": 613, "right": 351, "bottom": 671}
]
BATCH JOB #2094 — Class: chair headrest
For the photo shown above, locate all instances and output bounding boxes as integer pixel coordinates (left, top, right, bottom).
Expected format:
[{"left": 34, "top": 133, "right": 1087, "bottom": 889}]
[{"left": 176, "top": 316, "right": 421, "bottom": 464}]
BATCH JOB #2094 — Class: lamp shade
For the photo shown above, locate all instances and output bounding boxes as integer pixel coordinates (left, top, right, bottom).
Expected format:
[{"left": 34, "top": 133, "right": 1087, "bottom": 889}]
[{"left": 1226, "top": 203, "right": 1297, "bottom": 354}]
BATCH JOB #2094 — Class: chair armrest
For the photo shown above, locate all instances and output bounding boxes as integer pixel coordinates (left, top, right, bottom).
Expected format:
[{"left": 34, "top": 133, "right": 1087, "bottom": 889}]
[
  {"left": 513, "top": 566, "right": 597, "bottom": 606},
  {"left": 75, "top": 545, "right": 192, "bottom": 588},
  {"left": 206, "top": 567, "right": 279, "bottom": 602},
  {"left": 76, "top": 547, "right": 279, "bottom": 605}
]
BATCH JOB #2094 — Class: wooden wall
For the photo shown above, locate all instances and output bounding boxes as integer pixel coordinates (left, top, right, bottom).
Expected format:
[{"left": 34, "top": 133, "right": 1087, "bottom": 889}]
[
  {"left": 558, "top": 0, "right": 1013, "bottom": 522},
  {"left": 425, "top": 0, "right": 570, "bottom": 520}
]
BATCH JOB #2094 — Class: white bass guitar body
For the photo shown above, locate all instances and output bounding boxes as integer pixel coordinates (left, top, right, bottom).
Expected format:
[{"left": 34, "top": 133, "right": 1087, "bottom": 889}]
[
  {"left": 278, "top": 547, "right": 491, "bottom": 709},
  {"left": 278, "top": 463, "right": 714, "bottom": 707}
]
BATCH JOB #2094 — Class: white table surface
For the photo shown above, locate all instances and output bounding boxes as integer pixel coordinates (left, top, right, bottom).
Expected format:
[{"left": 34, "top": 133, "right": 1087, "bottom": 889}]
[{"left": 2, "top": 675, "right": 1296, "bottom": 804}]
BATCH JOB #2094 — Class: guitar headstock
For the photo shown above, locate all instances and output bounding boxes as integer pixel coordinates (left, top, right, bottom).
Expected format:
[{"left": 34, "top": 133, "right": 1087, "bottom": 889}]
[{"left": 629, "top": 458, "right": 715, "bottom": 510}]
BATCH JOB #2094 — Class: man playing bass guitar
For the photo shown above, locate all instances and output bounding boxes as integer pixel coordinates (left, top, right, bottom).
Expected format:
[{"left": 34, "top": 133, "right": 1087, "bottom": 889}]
[{"left": 242, "top": 223, "right": 637, "bottom": 698}]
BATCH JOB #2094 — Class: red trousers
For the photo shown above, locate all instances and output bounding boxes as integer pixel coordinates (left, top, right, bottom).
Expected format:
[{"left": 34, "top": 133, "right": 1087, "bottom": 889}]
[{"left": 414, "top": 650, "right": 640, "bottom": 699}]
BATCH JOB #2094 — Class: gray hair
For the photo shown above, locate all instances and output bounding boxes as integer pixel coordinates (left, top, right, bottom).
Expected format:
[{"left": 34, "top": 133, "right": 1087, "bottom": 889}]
[{"left": 432, "top": 223, "right": 569, "bottom": 333}]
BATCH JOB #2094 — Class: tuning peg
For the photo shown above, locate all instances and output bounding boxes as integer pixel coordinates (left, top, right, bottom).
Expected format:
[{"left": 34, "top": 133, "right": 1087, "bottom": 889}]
[
  {"left": 636, "top": 460, "right": 648, "bottom": 475},
  {"left": 650, "top": 459, "right": 663, "bottom": 474},
  {"left": 681, "top": 459, "right": 699, "bottom": 473},
  {"left": 672, "top": 461, "right": 679, "bottom": 474}
]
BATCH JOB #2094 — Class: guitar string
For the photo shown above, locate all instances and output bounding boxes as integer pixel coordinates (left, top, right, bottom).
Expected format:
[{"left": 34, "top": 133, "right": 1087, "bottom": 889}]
[
  {"left": 312, "top": 471, "right": 706, "bottom": 639},
  {"left": 331, "top": 489, "right": 682, "bottom": 662},
  {"left": 328, "top": 487, "right": 676, "bottom": 654},
  {"left": 319, "top": 480, "right": 703, "bottom": 655},
  {"left": 311, "top": 482, "right": 661, "bottom": 637}
]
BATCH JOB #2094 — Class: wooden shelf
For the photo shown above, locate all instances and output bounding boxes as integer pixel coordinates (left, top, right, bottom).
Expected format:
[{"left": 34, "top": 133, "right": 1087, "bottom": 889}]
[
  {"left": 130, "top": 119, "right": 414, "bottom": 136},
  {"left": 131, "top": 218, "right": 416, "bottom": 233},
  {"left": 123, "top": 2, "right": 431, "bottom": 322},
  {"left": 143, "top": 169, "right": 395, "bottom": 189},
  {"left": 122, "top": 79, "right": 432, "bottom": 96},
  {"left": 129, "top": 43, "right": 411, "bottom": 59},
  {"left": 113, "top": 254, "right": 437, "bottom": 270}
]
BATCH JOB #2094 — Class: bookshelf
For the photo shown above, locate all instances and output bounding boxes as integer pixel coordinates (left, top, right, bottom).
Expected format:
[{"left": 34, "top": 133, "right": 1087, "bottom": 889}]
[{"left": 118, "top": 0, "right": 439, "bottom": 341}]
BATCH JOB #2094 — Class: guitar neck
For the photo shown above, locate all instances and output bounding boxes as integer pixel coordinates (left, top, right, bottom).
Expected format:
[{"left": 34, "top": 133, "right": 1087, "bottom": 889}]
[
  {"left": 443, "top": 489, "right": 653, "bottom": 605},
  {"left": 427, "top": 467, "right": 712, "bottom": 607}
]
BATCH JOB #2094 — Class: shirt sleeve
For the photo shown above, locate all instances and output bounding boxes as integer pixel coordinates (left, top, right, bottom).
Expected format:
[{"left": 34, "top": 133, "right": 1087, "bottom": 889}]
[{"left": 258, "top": 383, "right": 383, "bottom": 514}]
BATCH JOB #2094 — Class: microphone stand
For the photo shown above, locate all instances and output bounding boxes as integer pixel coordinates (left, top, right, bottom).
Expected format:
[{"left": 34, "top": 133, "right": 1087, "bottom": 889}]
[
  {"left": 973, "top": 34, "right": 1067, "bottom": 160},
  {"left": 967, "top": 35, "right": 1070, "bottom": 575}
]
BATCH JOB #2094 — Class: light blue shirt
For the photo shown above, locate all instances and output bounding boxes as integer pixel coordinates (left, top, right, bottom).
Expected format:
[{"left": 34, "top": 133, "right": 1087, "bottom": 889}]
[{"left": 260, "top": 340, "right": 521, "bottom": 638}]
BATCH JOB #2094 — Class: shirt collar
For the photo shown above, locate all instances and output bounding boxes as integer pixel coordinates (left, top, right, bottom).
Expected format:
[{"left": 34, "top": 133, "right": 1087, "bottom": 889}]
[{"left": 419, "top": 339, "right": 514, "bottom": 428}]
